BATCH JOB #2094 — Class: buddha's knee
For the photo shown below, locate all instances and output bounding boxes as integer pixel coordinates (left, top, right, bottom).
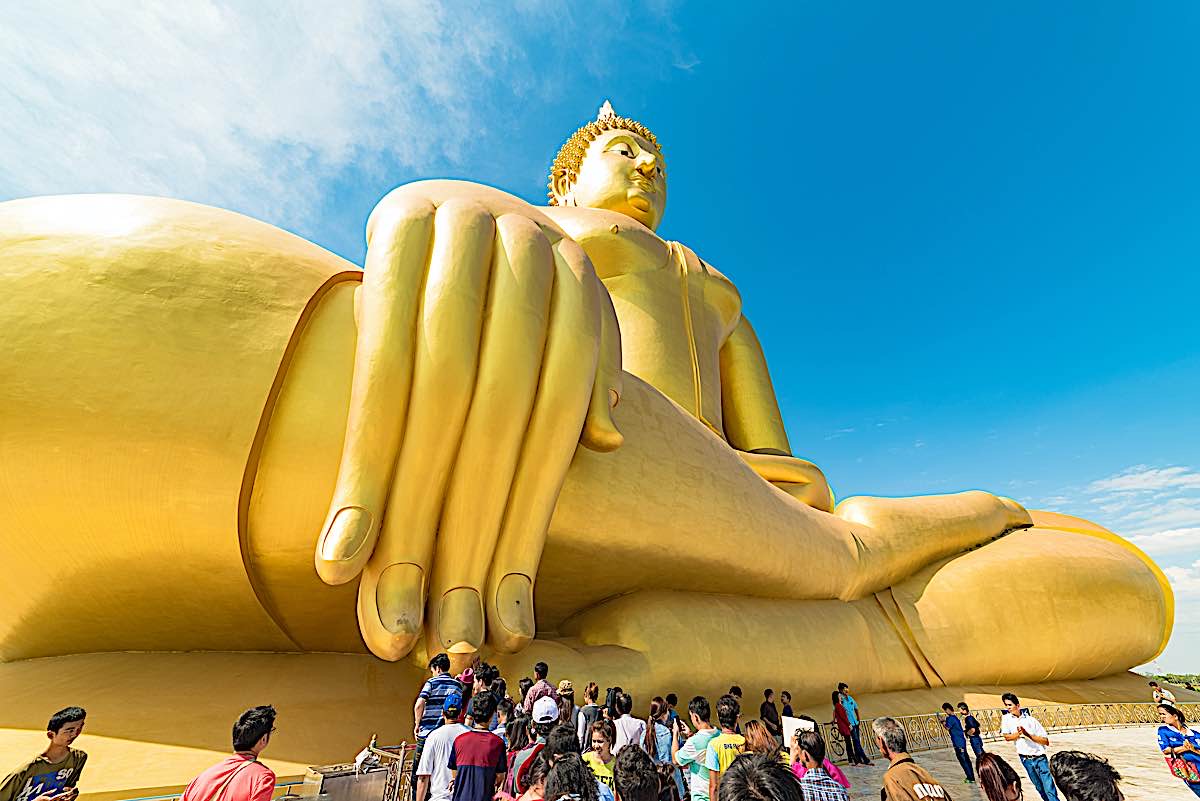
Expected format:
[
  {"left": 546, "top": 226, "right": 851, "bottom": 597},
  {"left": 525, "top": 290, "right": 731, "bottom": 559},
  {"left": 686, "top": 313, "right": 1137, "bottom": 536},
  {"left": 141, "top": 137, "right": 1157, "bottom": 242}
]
[{"left": 881, "top": 527, "right": 1170, "bottom": 685}]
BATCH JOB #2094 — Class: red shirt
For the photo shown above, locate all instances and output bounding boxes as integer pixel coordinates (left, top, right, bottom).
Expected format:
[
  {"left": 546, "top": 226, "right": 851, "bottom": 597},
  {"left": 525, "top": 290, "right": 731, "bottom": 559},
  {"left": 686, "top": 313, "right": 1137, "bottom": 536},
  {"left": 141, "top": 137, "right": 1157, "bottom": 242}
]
[
  {"left": 180, "top": 754, "right": 275, "bottom": 801},
  {"left": 833, "top": 704, "right": 852, "bottom": 736}
]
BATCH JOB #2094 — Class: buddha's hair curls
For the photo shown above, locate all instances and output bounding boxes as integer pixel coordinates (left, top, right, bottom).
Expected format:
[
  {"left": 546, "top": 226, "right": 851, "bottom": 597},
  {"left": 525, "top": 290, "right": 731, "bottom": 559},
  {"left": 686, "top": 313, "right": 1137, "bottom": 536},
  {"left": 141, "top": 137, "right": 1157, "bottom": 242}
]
[{"left": 547, "top": 101, "right": 662, "bottom": 204}]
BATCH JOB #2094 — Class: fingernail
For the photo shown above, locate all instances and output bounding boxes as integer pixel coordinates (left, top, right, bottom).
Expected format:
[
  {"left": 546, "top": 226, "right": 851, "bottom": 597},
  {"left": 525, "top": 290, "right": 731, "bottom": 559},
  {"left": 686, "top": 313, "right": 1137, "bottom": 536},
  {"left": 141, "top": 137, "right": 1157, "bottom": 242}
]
[
  {"left": 496, "top": 573, "right": 535, "bottom": 640},
  {"left": 437, "top": 588, "right": 484, "bottom": 650},
  {"left": 318, "top": 507, "right": 372, "bottom": 562},
  {"left": 376, "top": 563, "right": 425, "bottom": 638}
]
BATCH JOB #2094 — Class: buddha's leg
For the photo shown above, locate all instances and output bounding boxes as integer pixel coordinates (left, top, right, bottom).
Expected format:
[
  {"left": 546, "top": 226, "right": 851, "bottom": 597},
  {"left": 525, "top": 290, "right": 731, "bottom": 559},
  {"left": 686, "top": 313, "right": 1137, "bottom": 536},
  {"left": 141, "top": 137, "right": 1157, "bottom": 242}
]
[
  {"left": 0, "top": 194, "right": 362, "bottom": 659},
  {"left": 535, "top": 375, "right": 1031, "bottom": 630},
  {"left": 552, "top": 592, "right": 931, "bottom": 705},
  {"left": 884, "top": 523, "right": 1172, "bottom": 683},
  {"left": 543, "top": 523, "right": 1170, "bottom": 702}
]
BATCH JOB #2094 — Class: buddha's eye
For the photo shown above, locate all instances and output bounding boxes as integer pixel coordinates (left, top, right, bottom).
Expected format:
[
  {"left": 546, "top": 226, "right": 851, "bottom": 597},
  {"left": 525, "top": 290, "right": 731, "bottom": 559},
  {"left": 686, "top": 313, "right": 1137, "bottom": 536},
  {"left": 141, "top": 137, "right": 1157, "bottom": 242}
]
[{"left": 611, "top": 144, "right": 634, "bottom": 157}]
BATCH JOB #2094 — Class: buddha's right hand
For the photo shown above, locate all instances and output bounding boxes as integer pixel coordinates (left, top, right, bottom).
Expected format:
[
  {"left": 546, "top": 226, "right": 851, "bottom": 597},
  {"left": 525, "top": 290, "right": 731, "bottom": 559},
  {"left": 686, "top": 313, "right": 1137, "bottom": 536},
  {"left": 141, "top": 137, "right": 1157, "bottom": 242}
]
[{"left": 313, "top": 181, "right": 623, "bottom": 661}]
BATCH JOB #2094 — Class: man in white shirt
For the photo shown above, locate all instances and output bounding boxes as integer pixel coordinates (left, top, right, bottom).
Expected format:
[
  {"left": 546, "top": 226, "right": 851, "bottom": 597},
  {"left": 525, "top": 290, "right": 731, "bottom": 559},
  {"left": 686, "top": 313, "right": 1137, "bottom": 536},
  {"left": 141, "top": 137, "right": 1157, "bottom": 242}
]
[
  {"left": 1150, "top": 680, "right": 1176, "bottom": 705},
  {"left": 1000, "top": 693, "right": 1059, "bottom": 801},
  {"left": 611, "top": 692, "right": 646, "bottom": 755},
  {"left": 415, "top": 693, "right": 469, "bottom": 801}
]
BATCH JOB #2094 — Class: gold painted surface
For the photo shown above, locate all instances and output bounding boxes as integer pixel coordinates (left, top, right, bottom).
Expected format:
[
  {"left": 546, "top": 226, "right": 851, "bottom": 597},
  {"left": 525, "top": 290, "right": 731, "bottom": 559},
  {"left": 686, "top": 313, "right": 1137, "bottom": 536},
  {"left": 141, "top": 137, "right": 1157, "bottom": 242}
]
[
  {"left": 890, "top": 526, "right": 1169, "bottom": 685},
  {"left": 0, "top": 101, "right": 1174, "bottom": 765},
  {"left": 0, "top": 195, "right": 358, "bottom": 659}
]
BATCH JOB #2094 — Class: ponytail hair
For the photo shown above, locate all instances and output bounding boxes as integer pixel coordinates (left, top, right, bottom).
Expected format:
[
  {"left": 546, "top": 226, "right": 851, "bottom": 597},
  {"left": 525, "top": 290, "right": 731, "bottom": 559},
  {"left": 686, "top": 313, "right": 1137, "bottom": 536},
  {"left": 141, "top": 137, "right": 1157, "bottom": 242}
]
[{"left": 644, "top": 696, "right": 668, "bottom": 757}]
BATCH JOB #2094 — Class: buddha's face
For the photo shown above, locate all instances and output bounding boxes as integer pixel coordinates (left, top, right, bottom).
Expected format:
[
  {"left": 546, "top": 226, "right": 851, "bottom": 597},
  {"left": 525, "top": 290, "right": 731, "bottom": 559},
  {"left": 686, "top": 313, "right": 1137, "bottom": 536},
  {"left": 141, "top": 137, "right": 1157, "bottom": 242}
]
[{"left": 562, "top": 128, "right": 666, "bottom": 230}]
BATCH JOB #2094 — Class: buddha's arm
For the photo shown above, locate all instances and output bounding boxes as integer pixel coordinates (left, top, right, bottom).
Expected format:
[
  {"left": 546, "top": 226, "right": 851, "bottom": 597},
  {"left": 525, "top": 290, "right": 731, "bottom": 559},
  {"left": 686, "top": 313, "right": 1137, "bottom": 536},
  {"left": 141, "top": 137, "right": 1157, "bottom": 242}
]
[
  {"left": 720, "top": 316, "right": 834, "bottom": 512},
  {"left": 719, "top": 315, "right": 790, "bottom": 454}
]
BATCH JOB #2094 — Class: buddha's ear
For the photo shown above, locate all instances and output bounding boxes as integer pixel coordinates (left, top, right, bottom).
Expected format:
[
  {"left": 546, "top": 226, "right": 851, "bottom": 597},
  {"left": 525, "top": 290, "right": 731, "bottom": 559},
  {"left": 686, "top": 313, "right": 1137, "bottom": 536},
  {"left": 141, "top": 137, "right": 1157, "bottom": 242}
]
[{"left": 550, "top": 171, "right": 574, "bottom": 206}]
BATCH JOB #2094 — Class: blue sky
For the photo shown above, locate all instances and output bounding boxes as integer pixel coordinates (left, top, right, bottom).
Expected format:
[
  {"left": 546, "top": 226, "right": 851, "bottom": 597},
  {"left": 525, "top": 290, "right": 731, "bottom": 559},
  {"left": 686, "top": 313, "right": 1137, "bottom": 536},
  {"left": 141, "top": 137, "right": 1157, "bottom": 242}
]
[{"left": 3, "top": 1, "right": 1197, "bottom": 672}]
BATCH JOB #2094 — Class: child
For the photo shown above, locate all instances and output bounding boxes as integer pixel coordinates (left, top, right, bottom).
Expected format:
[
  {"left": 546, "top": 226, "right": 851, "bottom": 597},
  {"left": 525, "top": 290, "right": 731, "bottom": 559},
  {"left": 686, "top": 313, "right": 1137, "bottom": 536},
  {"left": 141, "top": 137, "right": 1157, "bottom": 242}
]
[{"left": 0, "top": 707, "right": 88, "bottom": 801}]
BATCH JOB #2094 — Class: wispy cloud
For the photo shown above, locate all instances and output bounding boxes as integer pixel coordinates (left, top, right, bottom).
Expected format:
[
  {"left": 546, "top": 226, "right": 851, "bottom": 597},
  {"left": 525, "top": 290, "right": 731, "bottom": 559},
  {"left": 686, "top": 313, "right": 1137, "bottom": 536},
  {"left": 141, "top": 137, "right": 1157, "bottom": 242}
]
[
  {"left": 1163, "top": 559, "right": 1200, "bottom": 599},
  {"left": 1087, "top": 465, "right": 1200, "bottom": 494},
  {"left": 1129, "top": 527, "right": 1200, "bottom": 556},
  {"left": 824, "top": 427, "right": 857, "bottom": 440},
  {"left": 1082, "top": 465, "right": 1200, "bottom": 547},
  {"left": 0, "top": 1, "right": 683, "bottom": 228}
]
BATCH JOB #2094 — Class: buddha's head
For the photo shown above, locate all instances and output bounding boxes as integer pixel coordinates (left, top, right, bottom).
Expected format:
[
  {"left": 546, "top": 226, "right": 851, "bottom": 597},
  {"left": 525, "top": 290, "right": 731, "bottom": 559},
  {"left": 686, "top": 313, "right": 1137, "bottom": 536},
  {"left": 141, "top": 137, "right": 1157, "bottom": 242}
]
[{"left": 548, "top": 101, "right": 666, "bottom": 231}]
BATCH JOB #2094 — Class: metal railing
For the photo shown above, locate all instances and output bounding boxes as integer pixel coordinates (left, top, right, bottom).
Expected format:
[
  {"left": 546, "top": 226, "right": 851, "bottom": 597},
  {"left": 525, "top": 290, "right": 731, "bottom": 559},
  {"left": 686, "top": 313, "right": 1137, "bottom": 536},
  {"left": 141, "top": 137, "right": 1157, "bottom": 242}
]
[
  {"left": 813, "top": 701, "right": 1200, "bottom": 764},
  {"left": 303, "top": 739, "right": 416, "bottom": 801},
  {"left": 364, "top": 740, "right": 415, "bottom": 801}
]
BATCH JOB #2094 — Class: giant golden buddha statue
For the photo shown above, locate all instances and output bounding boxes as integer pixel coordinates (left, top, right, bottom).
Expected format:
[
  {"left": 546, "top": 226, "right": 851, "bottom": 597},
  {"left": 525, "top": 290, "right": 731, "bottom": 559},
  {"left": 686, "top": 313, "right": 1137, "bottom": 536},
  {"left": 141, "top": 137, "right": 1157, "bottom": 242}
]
[{"left": 0, "top": 103, "right": 1173, "bottom": 762}]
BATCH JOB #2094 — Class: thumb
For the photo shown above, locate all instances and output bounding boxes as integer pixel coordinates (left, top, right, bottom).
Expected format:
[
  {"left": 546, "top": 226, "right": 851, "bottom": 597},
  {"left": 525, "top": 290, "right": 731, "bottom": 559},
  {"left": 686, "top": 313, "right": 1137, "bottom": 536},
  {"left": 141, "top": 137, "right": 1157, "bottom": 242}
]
[{"left": 580, "top": 274, "right": 623, "bottom": 453}]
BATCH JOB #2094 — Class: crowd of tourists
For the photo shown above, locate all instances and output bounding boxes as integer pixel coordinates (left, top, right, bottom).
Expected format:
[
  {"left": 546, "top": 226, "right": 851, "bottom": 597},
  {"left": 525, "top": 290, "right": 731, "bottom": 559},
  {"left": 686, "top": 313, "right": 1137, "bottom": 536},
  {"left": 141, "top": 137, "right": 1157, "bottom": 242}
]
[
  {"left": 404, "top": 655, "right": 1194, "bottom": 801},
  {"left": 4, "top": 673, "right": 1197, "bottom": 801}
]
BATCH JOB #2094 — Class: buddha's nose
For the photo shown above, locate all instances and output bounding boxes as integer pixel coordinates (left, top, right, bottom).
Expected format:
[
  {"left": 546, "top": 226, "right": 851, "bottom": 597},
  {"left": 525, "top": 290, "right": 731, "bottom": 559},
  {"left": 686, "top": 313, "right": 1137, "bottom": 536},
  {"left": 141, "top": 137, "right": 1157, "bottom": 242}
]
[{"left": 636, "top": 154, "right": 658, "bottom": 177}]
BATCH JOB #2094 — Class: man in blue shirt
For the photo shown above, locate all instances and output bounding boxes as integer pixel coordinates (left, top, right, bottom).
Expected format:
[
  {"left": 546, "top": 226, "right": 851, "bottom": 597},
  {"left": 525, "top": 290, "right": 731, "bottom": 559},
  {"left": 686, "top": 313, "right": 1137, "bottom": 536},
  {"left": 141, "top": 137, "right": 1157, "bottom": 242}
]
[
  {"left": 412, "top": 653, "right": 463, "bottom": 797},
  {"left": 942, "top": 702, "right": 975, "bottom": 784},
  {"left": 958, "top": 702, "right": 985, "bottom": 758},
  {"left": 837, "top": 683, "right": 872, "bottom": 766}
]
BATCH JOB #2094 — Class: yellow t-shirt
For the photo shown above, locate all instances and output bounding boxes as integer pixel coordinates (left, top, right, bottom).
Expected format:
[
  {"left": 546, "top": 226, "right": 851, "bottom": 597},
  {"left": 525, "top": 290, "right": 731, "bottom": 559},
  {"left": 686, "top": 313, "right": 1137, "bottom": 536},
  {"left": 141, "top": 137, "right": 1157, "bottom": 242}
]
[
  {"left": 583, "top": 751, "right": 615, "bottom": 790},
  {"left": 703, "top": 732, "right": 745, "bottom": 774}
]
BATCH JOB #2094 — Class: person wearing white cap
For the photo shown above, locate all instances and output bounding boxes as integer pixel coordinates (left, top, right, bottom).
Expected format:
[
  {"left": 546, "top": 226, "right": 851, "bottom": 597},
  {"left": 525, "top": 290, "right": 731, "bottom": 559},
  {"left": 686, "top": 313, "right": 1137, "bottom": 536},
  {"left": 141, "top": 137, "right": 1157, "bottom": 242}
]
[
  {"left": 533, "top": 696, "right": 561, "bottom": 729},
  {"left": 509, "top": 696, "right": 561, "bottom": 794}
]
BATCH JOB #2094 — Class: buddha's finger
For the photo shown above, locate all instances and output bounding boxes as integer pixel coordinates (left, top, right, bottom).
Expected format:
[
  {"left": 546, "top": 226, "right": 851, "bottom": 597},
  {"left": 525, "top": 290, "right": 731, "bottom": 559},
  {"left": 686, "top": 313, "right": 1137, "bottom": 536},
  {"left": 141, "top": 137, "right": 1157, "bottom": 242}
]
[
  {"left": 580, "top": 277, "right": 623, "bottom": 453},
  {"left": 422, "top": 213, "right": 556, "bottom": 658},
  {"left": 484, "top": 236, "right": 601, "bottom": 654},
  {"left": 355, "top": 199, "right": 496, "bottom": 660},
  {"left": 315, "top": 197, "right": 434, "bottom": 586}
]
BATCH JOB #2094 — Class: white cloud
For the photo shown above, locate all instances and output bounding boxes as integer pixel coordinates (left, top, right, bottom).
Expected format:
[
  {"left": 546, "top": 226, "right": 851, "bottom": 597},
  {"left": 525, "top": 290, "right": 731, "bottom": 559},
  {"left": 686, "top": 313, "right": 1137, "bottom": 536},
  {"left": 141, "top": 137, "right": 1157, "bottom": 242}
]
[
  {"left": 1087, "top": 465, "right": 1200, "bottom": 494},
  {"left": 0, "top": 1, "right": 684, "bottom": 228},
  {"left": 1128, "top": 527, "right": 1200, "bottom": 556},
  {"left": 1079, "top": 464, "right": 1200, "bottom": 546},
  {"left": 1163, "top": 559, "right": 1200, "bottom": 599}
]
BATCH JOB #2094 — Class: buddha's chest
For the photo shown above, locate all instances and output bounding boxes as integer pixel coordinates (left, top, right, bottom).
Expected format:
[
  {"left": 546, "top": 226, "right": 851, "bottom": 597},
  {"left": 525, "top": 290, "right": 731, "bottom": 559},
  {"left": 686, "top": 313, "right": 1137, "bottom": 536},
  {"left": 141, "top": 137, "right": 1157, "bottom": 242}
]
[
  {"left": 599, "top": 243, "right": 739, "bottom": 436},
  {"left": 543, "top": 207, "right": 742, "bottom": 434}
]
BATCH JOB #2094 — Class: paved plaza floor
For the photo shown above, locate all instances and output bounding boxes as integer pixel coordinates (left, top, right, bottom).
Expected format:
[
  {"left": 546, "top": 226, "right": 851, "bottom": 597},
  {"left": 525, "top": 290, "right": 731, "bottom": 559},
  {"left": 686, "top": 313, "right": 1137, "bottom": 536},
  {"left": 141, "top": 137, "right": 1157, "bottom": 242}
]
[{"left": 840, "top": 725, "right": 1197, "bottom": 800}]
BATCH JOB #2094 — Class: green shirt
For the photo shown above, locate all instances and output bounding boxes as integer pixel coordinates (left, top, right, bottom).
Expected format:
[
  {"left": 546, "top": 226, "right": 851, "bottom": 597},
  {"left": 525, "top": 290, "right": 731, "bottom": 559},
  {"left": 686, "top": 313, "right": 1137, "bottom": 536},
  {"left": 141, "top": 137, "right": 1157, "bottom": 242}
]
[
  {"left": 0, "top": 750, "right": 87, "bottom": 801},
  {"left": 675, "top": 728, "right": 718, "bottom": 801}
]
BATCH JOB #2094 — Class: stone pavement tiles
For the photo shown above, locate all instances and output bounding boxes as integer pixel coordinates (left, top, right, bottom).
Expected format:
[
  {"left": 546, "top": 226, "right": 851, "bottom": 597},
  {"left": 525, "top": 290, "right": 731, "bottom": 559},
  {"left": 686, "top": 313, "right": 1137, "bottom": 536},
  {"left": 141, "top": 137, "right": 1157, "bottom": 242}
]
[{"left": 839, "top": 726, "right": 1197, "bottom": 800}]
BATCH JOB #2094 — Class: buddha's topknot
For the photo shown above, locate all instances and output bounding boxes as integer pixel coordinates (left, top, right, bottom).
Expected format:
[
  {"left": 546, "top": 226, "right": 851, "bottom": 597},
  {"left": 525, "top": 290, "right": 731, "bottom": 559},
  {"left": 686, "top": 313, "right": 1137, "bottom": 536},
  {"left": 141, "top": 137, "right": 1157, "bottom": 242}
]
[{"left": 547, "top": 100, "right": 662, "bottom": 204}]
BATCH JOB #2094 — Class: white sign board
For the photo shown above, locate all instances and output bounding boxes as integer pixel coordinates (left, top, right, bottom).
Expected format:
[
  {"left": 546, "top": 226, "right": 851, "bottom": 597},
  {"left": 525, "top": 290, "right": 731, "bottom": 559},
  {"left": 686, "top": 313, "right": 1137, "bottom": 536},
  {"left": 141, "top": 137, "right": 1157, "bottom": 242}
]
[{"left": 781, "top": 715, "right": 815, "bottom": 746}]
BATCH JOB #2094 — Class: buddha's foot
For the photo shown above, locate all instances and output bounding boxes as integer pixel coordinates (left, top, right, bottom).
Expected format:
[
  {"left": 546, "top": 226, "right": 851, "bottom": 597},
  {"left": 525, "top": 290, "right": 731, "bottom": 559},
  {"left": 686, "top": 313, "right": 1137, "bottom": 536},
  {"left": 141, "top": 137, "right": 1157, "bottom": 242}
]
[{"left": 835, "top": 490, "right": 1035, "bottom": 599}]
